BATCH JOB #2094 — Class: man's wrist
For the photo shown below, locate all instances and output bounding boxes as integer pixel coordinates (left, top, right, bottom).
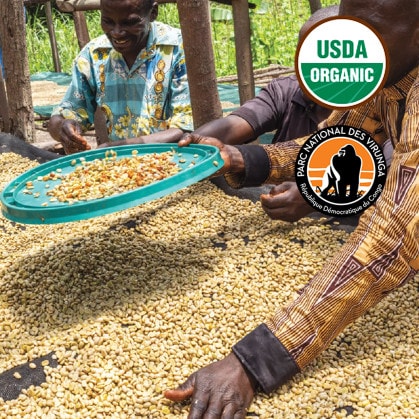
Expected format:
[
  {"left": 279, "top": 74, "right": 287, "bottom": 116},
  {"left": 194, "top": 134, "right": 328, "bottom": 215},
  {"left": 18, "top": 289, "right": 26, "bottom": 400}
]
[
  {"left": 227, "top": 145, "right": 245, "bottom": 174},
  {"left": 232, "top": 323, "right": 300, "bottom": 394},
  {"left": 224, "top": 145, "right": 270, "bottom": 188}
]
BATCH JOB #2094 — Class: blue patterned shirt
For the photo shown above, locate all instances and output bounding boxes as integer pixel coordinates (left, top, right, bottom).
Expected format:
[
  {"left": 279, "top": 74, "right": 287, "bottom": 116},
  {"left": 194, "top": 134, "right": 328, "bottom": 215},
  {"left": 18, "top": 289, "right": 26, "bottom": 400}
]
[{"left": 52, "top": 21, "right": 193, "bottom": 141}]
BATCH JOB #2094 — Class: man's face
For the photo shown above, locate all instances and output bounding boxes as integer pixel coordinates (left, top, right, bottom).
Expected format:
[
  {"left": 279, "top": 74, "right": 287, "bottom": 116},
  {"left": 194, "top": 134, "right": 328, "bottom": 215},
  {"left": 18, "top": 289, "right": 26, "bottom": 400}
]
[
  {"left": 101, "top": 0, "right": 157, "bottom": 63},
  {"left": 340, "top": 0, "right": 419, "bottom": 85}
]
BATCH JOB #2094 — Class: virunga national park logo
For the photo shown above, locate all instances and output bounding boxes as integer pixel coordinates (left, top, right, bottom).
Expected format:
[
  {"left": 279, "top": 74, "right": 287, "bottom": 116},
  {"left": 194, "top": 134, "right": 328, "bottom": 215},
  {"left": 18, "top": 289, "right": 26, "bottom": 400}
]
[
  {"left": 295, "top": 126, "right": 387, "bottom": 217},
  {"left": 295, "top": 17, "right": 388, "bottom": 108}
]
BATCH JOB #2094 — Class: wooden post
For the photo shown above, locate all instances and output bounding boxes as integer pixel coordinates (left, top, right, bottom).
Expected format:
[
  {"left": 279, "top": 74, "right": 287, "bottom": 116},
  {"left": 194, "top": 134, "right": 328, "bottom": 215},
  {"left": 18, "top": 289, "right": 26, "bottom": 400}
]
[
  {"left": 55, "top": 1, "right": 92, "bottom": 50},
  {"left": 0, "top": 0, "right": 35, "bottom": 142},
  {"left": 308, "top": 0, "right": 322, "bottom": 13},
  {"left": 0, "top": 66, "right": 10, "bottom": 132},
  {"left": 176, "top": 0, "right": 223, "bottom": 128},
  {"left": 45, "top": 0, "right": 62, "bottom": 72},
  {"left": 231, "top": 0, "right": 254, "bottom": 104},
  {"left": 73, "top": 11, "right": 91, "bottom": 49},
  {"left": 55, "top": 0, "right": 100, "bottom": 11}
]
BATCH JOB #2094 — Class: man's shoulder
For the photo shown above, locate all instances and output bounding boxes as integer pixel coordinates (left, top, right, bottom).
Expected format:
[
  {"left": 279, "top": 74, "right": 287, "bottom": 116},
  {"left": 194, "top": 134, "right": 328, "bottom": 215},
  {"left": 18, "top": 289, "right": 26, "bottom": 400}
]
[
  {"left": 82, "top": 34, "right": 113, "bottom": 55},
  {"left": 268, "top": 74, "right": 299, "bottom": 86},
  {"left": 268, "top": 74, "right": 322, "bottom": 109},
  {"left": 264, "top": 75, "right": 302, "bottom": 99},
  {"left": 152, "top": 21, "right": 183, "bottom": 46}
]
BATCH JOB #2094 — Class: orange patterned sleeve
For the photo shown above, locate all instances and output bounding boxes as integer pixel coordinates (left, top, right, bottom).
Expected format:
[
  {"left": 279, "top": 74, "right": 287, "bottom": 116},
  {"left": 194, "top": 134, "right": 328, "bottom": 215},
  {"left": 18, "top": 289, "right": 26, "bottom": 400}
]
[
  {"left": 261, "top": 99, "right": 388, "bottom": 184},
  {"left": 265, "top": 71, "right": 419, "bottom": 371}
]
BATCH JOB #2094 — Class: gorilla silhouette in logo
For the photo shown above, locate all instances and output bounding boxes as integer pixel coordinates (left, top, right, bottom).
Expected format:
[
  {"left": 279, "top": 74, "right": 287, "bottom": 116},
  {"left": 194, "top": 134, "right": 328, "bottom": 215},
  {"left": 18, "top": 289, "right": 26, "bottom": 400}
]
[{"left": 320, "top": 144, "right": 361, "bottom": 202}]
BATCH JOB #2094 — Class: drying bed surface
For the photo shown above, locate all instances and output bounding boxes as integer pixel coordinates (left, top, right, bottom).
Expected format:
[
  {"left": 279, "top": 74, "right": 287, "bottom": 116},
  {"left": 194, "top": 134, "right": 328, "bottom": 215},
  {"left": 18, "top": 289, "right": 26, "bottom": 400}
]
[{"left": 0, "top": 152, "right": 418, "bottom": 418}]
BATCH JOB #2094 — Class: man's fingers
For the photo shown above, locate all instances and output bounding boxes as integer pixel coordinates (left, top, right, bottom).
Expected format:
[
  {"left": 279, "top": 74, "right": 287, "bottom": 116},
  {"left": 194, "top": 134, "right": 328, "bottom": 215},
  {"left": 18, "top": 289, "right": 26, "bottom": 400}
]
[
  {"left": 260, "top": 193, "right": 285, "bottom": 209},
  {"left": 163, "top": 378, "right": 195, "bottom": 402},
  {"left": 68, "top": 136, "right": 89, "bottom": 148},
  {"left": 178, "top": 133, "right": 196, "bottom": 147},
  {"left": 163, "top": 387, "right": 193, "bottom": 402},
  {"left": 62, "top": 135, "right": 91, "bottom": 154},
  {"left": 179, "top": 134, "right": 225, "bottom": 149},
  {"left": 223, "top": 405, "right": 248, "bottom": 419},
  {"left": 270, "top": 185, "right": 287, "bottom": 195},
  {"left": 61, "top": 122, "right": 89, "bottom": 149},
  {"left": 270, "top": 181, "right": 296, "bottom": 195},
  {"left": 261, "top": 182, "right": 298, "bottom": 208},
  {"left": 188, "top": 398, "right": 210, "bottom": 419}
]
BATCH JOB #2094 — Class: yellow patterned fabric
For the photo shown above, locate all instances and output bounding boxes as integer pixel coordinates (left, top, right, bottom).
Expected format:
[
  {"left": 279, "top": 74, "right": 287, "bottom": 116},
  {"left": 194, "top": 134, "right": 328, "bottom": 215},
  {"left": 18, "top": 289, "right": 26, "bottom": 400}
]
[{"left": 264, "top": 67, "right": 419, "bottom": 370}]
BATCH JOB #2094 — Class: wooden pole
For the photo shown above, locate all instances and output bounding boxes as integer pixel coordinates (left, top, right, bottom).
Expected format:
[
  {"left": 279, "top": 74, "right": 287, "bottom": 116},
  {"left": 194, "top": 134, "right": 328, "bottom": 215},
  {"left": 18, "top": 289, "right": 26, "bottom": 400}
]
[
  {"left": 45, "top": 0, "right": 61, "bottom": 72},
  {"left": 231, "top": 0, "right": 254, "bottom": 104},
  {"left": 0, "top": 66, "right": 10, "bottom": 132},
  {"left": 0, "top": 0, "right": 35, "bottom": 141},
  {"left": 73, "top": 11, "right": 91, "bottom": 49},
  {"left": 308, "top": 0, "right": 321, "bottom": 13},
  {"left": 55, "top": 0, "right": 100, "bottom": 12},
  {"left": 176, "top": 0, "right": 223, "bottom": 128}
]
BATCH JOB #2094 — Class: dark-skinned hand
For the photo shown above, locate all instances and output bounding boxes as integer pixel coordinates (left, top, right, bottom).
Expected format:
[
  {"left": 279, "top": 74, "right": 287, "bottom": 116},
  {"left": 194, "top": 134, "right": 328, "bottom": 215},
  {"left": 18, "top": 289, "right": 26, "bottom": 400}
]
[
  {"left": 164, "top": 352, "right": 256, "bottom": 419},
  {"left": 59, "top": 120, "right": 91, "bottom": 154},
  {"left": 178, "top": 133, "right": 245, "bottom": 176},
  {"left": 260, "top": 181, "right": 314, "bottom": 222}
]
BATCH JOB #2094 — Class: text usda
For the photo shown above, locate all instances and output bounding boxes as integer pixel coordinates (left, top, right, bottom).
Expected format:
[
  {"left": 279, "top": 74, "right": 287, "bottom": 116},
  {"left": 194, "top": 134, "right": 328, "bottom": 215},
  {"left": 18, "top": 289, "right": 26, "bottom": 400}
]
[{"left": 296, "top": 17, "right": 388, "bottom": 109}]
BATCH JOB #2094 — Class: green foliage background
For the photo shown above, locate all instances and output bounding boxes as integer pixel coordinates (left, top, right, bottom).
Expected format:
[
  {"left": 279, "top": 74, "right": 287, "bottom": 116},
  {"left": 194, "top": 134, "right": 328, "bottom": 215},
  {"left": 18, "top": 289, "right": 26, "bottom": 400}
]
[{"left": 25, "top": 0, "right": 339, "bottom": 77}]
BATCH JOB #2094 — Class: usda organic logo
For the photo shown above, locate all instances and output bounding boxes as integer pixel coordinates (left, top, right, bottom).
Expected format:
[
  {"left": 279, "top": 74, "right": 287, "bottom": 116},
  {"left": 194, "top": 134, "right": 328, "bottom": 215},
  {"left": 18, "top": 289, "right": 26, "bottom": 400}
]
[{"left": 296, "top": 17, "right": 388, "bottom": 108}]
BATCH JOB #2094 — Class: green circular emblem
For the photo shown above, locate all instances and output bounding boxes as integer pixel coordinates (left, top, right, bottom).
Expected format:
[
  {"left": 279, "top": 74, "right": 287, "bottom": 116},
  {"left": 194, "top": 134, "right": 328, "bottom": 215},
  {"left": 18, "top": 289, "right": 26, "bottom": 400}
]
[{"left": 296, "top": 17, "right": 388, "bottom": 109}]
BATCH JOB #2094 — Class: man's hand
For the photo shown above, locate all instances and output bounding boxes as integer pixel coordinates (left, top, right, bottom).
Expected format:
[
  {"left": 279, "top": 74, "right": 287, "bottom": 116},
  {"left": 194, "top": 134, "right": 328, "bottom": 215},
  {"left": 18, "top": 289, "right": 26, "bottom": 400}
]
[
  {"left": 57, "top": 120, "right": 91, "bottom": 154},
  {"left": 164, "top": 352, "right": 256, "bottom": 418},
  {"left": 179, "top": 134, "right": 245, "bottom": 176},
  {"left": 260, "top": 182, "right": 314, "bottom": 222}
]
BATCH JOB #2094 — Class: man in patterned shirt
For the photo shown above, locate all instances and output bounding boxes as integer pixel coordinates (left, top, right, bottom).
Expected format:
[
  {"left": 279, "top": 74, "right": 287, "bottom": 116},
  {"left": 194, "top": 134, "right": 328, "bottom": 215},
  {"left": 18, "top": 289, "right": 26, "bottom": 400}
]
[
  {"left": 164, "top": 0, "right": 419, "bottom": 417},
  {"left": 48, "top": 0, "right": 192, "bottom": 155}
]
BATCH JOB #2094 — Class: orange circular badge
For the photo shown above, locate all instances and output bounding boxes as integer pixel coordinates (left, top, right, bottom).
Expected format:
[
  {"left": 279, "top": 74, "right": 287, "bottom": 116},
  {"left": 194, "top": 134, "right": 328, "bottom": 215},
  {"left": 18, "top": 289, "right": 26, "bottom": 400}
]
[{"left": 295, "top": 125, "right": 387, "bottom": 216}]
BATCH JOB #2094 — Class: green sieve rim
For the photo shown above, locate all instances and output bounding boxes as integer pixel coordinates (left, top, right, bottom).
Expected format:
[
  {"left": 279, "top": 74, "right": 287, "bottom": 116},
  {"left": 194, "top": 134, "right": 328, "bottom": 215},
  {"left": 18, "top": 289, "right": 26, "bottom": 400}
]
[{"left": 1, "top": 144, "right": 224, "bottom": 224}]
